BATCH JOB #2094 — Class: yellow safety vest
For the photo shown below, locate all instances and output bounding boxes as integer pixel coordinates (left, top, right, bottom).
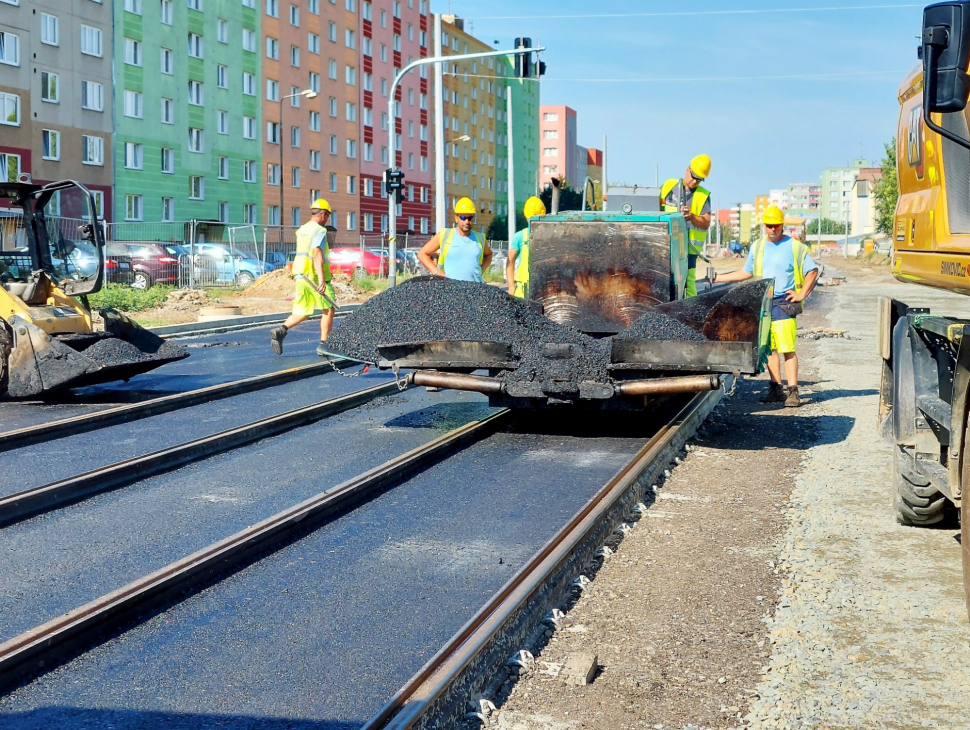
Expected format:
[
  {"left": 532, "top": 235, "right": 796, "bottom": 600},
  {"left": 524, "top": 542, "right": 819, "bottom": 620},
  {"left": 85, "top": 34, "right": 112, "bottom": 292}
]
[
  {"left": 751, "top": 236, "right": 808, "bottom": 293},
  {"left": 513, "top": 228, "right": 530, "bottom": 284},
  {"left": 438, "top": 228, "right": 485, "bottom": 274},
  {"left": 292, "top": 220, "right": 331, "bottom": 285},
  {"left": 661, "top": 178, "right": 711, "bottom": 256}
]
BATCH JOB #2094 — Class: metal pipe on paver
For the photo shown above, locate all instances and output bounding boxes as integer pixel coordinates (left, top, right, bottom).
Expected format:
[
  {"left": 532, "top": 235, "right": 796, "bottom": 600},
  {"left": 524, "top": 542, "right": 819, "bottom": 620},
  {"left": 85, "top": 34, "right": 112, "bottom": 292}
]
[
  {"left": 551, "top": 177, "right": 561, "bottom": 214},
  {"left": 615, "top": 374, "right": 721, "bottom": 396},
  {"left": 387, "top": 42, "right": 544, "bottom": 286},
  {"left": 408, "top": 370, "right": 504, "bottom": 394}
]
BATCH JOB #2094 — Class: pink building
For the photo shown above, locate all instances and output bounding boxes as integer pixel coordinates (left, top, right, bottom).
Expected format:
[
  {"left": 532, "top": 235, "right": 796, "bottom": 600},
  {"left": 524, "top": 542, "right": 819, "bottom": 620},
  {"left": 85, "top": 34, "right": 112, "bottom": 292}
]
[
  {"left": 539, "top": 105, "right": 578, "bottom": 186},
  {"left": 359, "top": 0, "right": 432, "bottom": 240}
]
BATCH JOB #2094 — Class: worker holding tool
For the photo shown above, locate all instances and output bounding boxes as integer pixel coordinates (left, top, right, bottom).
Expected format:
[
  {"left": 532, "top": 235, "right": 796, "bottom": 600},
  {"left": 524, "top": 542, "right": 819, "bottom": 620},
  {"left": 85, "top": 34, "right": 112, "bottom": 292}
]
[
  {"left": 506, "top": 196, "right": 546, "bottom": 298},
  {"left": 418, "top": 197, "right": 493, "bottom": 282},
  {"left": 661, "top": 154, "right": 713, "bottom": 297},
  {"left": 270, "top": 199, "right": 337, "bottom": 357},
  {"left": 714, "top": 205, "right": 819, "bottom": 407}
]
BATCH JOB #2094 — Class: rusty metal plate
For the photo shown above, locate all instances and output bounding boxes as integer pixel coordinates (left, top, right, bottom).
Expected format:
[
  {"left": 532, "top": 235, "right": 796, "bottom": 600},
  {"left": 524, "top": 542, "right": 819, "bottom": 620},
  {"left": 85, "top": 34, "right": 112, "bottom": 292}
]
[
  {"left": 377, "top": 340, "right": 515, "bottom": 370},
  {"left": 529, "top": 220, "right": 673, "bottom": 335},
  {"left": 609, "top": 339, "right": 757, "bottom": 374}
]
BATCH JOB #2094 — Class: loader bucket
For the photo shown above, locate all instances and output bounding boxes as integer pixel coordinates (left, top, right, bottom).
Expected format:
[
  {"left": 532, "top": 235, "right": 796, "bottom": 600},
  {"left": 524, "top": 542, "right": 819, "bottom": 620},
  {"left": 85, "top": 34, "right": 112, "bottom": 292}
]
[{"left": 5, "top": 310, "right": 187, "bottom": 398}]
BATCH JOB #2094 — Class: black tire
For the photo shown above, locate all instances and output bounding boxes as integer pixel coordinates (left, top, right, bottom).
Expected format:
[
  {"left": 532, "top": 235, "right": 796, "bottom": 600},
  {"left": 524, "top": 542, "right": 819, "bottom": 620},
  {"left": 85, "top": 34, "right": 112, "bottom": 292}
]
[
  {"left": 351, "top": 266, "right": 367, "bottom": 280},
  {"left": 131, "top": 271, "right": 152, "bottom": 290},
  {"left": 893, "top": 445, "right": 949, "bottom": 526}
]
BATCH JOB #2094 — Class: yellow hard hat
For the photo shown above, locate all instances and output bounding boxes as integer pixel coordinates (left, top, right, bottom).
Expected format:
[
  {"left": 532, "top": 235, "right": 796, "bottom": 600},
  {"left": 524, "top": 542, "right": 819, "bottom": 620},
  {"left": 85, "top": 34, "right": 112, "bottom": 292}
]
[
  {"left": 523, "top": 196, "right": 546, "bottom": 219},
  {"left": 454, "top": 197, "right": 476, "bottom": 215},
  {"left": 689, "top": 154, "right": 711, "bottom": 180},
  {"left": 310, "top": 198, "right": 332, "bottom": 213},
  {"left": 763, "top": 205, "right": 785, "bottom": 226}
]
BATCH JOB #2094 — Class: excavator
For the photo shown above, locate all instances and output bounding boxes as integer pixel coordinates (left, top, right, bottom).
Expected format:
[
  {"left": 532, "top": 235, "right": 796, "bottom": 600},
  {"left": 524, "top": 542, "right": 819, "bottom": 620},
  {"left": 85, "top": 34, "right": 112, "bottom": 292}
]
[{"left": 0, "top": 180, "right": 186, "bottom": 398}]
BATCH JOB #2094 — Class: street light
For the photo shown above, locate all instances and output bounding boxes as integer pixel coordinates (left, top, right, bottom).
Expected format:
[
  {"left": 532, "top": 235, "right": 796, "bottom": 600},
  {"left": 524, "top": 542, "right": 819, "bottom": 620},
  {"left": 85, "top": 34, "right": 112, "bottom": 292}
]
[{"left": 278, "top": 89, "right": 318, "bottom": 241}]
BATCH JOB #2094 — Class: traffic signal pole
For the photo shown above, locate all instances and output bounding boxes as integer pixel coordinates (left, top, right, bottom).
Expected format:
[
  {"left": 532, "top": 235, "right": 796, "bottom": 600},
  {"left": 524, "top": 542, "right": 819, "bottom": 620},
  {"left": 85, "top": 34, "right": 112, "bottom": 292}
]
[{"left": 386, "top": 42, "right": 544, "bottom": 286}]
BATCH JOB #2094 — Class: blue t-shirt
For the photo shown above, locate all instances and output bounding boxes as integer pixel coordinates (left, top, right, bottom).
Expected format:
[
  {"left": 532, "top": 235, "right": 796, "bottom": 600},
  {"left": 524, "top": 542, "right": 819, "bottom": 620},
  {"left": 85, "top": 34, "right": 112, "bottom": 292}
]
[
  {"left": 510, "top": 229, "right": 527, "bottom": 253},
  {"left": 743, "top": 235, "right": 817, "bottom": 296},
  {"left": 442, "top": 232, "right": 484, "bottom": 283}
]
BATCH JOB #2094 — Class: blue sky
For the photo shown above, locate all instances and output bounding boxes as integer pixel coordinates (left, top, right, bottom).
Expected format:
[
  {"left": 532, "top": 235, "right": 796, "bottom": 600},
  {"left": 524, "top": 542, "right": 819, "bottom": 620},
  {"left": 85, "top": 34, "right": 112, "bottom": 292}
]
[{"left": 440, "top": 1, "right": 924, "bottom": 207}]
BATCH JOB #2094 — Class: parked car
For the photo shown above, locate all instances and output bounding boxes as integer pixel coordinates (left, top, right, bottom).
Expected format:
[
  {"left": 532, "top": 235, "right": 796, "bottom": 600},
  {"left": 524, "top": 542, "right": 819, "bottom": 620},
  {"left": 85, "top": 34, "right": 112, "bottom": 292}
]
[
  {"left": 107, "top": 242, "right": 182, "bottom": 289},
  {"left": 192, "top": 243, "right": 268, "bottom": 286},
  {"left": 57, "top": 240, "right": 134, "bottom": 285},
  {"left": 367, "top": 247, "right": 418, "bottom": 274},
  {"left": 328, "top": 247, "right": 388, "bottom": 277}
]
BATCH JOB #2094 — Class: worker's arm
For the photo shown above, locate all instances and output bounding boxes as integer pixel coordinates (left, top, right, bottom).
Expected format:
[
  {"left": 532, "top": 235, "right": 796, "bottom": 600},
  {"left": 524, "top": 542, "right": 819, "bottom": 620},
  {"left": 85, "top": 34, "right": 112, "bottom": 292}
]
[
  {"left": 785, "top": 268, "right": 820, "bottom": 303},
  {"left": 311, "top": 247, "right": 327, "bottom": 292},
  {"left": 418, "top": 232, "right": 443, "bottom": 276},
  {"left": 506, "top": 248, "right": 518, "bottom": 295},
  {"left": 481, "top": 241, "right": 493, "bottom": 272},
  {"left": 713, "top": 269, "right": 752, "bottom": 284},
  {"left": 686, "top": 211, "right": 711, "bottom": 231}
]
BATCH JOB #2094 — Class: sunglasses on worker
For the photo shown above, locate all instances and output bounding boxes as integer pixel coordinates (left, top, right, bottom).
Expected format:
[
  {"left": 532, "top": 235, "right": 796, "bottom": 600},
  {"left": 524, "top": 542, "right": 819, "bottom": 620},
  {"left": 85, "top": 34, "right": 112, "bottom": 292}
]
[
  {"left": 689, "top": 170, "right": 705, "bottom": 182},
  {"left": 766, "top": 223, "right": 782, "bottom": 230},
  {"left": 457, "top": 214, "right": 475, "bottom": 221}
]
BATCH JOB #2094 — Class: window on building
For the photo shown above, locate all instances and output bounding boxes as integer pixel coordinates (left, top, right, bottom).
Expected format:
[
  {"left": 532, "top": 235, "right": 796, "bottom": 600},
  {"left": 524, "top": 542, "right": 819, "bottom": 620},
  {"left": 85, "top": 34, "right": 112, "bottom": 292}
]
[
  {"left": 309, "top": 150, "right": 321, "bottom": 170},
  {"left": 266, "top": 0, "right": 278, "bottom": 17},
  {"left": 309, "top": 72, "right": 320, "bottom": 92},
  {"left": 381, "top": 146, "right": 387, "bottom": 164},
  {"left": 542, "top": 112, "right": 558, "bottom": 122},
  {"left": 218, "top": 202, "right": 229, "bottom": 223},
  {"left": 393, "top": 33, "right": 400, "bottom": 51},
  {"left": 267, "top": 121, "right": 280, "bottom": 144},
  {"left": 188, "top": 0, "right": 202, "bottom": 10},
  {"left": 289, "top": 4, "right": 299, "bottom": 25},
  {"left": 290, "top": 45, "right": 300, "bottom": 66},
  {"left": 542, "top": 147, "right": 557, "bottom": 157},
  {"left": 291, "top": 126, "right": 301, "bottom": 147},
  {"left": 243, "top": 116, "right": 256, "bottom": 139},
  {"left": 345, "top": 66, "right": 356, "bottom": 85},
  {"left": 188, "top": 127, "right": 204, "bottom": 153},
  {"left": 346, "top": 29, "right": 356, "bottom": 49},
  {"left": 217, "top": 18, "right": 229, "bottom": 43},
  {"left": 308, "top": 33, "right": 319, "bottom": 53},
  {"left": 407, "top": 120, "right": 413, "bottom": 137},
  {"left": 160, "top": 47, "right": 174, "bottom": 74},
  {"left": 244, "top": 203, "right": 257, "bottom": 223},
  {"left": 40, "top": 130, "right": 60, "bottom": 161},
  {"left": 82, "top": 135, "right": 104, "bottom": 165},
  {"left": 125, "top": 195, "right": 144, "bottom": 221},
  {"left": 290, "top": 207, "right": 300, "bottom": 226},
  {"left": 380, "top": 45, "right": 386, "bottom": 62},
  {"left": 243, "top": 28, "right": 256, "bottom": 52},
  {"left": 407, "top": 152, "right": 413, "bottom": 169},
  {"left": 364, "top": 178, "right": 373, "bottom": 196},
  {"left": 309, "top": 111, "right": 320, "bottom": 131},
  {"left": 346, "top": 211, "right": 356, "bottom": 230},
  {"left": 161, "top": 0, "right": 173, "bottom": 24},
  {"left": 363, "top": 37, "right": 371, "bottom": 56},
  {"left": 0, "top": 31, "right": 21, "bottom": 66},
  {"left": 328, "top": 21, "right": 337, "bottom": 42},
  {"left": 124, "top": 90, "right": 143, "bottom": 118},
  {"left": 244, "top": 159, "right": 256, "bottom": 182},
  {"left": 346, "top": 102, "right": 356, "bottom": 122},
  {"left": 124, "top": 141, "right": 143, "bottom": 169},
  {"left": 380, "top": 8, "right": 386, "bottom": 26},
  {"left": 188, "top": 33, "right": 203, "bottom": 59},
  {"left": 189, "top": 176, "right": 204, "bottom": 200},
  {"left": 329, "top": 59, "right": 337, "bottom": 79},
  {"left": 162, "top": 197, "right": 175, "bottom": 222},
  {"left": 266, "top": 79, "right": 279, "bottom": 101},
  {"left": 291, "top": 167, "right": 301, "bottom": 188},
  {"left": 266, "top": 205, "right": 280, "bottom": 225},
  {"left": 217, "top": 64, "right": 228, "bottom": 88},
  {"left": 329, "top": 172, "right": 337, "bottom": 192},
  {"left": 363, "top": 73, "right": 372, "bottom": 92},
  {"left": 124, "top": 0, "right": 142, "bottom": 12},
  {"left": 218, "top": 110, "right": 229, "bottom": 134},
  {"left": 266, "top": 37, "right": 279, "bottom": 59},
  {"left": 41, "top": 13, "right": 59, "bottom": 45},
  {"left": 188, "top": 80, "right": 204, "bottom": 106},
  {"left": 328, "top": 97, "right": 337, "bottom": 117},
  {"left": 243, "top": 72, "right": 255, "bottom": 95},
  {"left": 363, "top": 143, "right": 372, "bottom": 162},
  {"left": 81, "top": 81, "right": 103, "bottom": 111},
  {"left": 161, "top": 97, "right": 174, "bottom": 124},
  {"left": 161, "top": 147, "right": 174, "bottom": 173},
  {"left": 347, "top": 139, "right": 357, "bottom": 158},
  {"left": 40, "top": 72, "right": 59, "bottom": 103},
  {"left": 329, "top": 135, "right": 338, "bottom": 154},
  {"left": 309, "top": 0, "right": 319, "bottom": 13},
  {"left": 346, "top": 0, "right": 355, "bottom": 11},
  {"left": 218, "top": 156, "right": 229, "bottom": 179},
  {"left": 0, "top": 153, "right": 20, "bottom": 184}
]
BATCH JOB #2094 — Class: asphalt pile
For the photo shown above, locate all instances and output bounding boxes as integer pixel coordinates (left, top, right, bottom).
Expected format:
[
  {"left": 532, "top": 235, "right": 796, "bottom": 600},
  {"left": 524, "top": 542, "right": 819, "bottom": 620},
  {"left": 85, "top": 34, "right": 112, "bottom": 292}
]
[{"left": 614, "top": 310, "right": 706, "bottom": 342}]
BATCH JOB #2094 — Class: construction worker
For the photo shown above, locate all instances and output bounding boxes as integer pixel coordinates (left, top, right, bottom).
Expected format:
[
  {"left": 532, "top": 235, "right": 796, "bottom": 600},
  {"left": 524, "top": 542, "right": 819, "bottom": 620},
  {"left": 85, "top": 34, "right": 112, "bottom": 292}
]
[
  {"left": 506, "top": 196, "right": 546, "bottom": 298},
  {"left": 418, "top": 197, "right": 493, "bottom": 281},
  {"left": 715, "top": 205, "right": 819, "bottom": 407},
  {"left": 269, "top": 199, "right": 336, "bottom": 357},
  {"left": 661, "top": 154, "right": 712, "bottom": 297}
]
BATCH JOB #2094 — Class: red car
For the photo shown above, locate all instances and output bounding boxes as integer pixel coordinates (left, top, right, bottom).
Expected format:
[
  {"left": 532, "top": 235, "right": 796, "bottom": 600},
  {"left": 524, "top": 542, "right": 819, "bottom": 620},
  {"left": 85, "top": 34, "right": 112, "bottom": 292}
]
[
  {"left": 106, "top": 242, "right": 182, "bottom": 289},
  {"left": 327, "top": 247, "right": 388, "bottom": 277}
]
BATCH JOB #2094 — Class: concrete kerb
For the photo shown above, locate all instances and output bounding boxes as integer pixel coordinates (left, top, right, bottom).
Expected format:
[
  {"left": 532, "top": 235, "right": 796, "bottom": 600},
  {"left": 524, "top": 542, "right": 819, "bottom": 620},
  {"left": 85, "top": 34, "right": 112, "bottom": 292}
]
[{"left": 149, "top": 304, "right": 362, "bottom": 339}]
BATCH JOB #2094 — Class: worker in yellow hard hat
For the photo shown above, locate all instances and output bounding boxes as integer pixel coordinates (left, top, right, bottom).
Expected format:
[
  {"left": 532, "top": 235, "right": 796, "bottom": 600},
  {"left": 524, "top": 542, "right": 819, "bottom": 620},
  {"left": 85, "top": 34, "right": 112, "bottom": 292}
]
[
  {"left": 418, "top": 197, "right": 493, "bottom": 282},
  {"left": 506, "top": 195, "right": 546, "bottom": 298},
  {"left": 661, "top": 154, "right": 713, "bottom": 297},
  {"left": 270, "top": 199, "right": 336, "bottom": 357},
  {"left": 715, "top": 204, "right": 819, "bottom": 407}
]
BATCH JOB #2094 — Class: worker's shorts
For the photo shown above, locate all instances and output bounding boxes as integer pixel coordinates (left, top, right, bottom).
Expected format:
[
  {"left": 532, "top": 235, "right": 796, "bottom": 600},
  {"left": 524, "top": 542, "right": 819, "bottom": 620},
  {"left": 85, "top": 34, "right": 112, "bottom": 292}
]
[
  {"left": 512, "top": 281, "right": 529, "bottom": 299},
  {"left": 769, "top": 318, "right": 798, "bottom": 354},
  {"left": 292, "top": 278, "right": 335, "bottom": 317}
]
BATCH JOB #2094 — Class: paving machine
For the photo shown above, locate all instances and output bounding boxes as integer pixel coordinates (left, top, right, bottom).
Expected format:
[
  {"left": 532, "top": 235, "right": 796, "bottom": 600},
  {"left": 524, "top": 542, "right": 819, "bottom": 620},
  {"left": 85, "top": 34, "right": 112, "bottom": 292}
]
[
  {"left": 327, "top": 209, "right": 772, "bottom": 410},
  {"left": 879, "top": 0, "right": 970, "bottom": 616},
  {"left": 0, "top": 180, "right": 187, "bottom": 398}
]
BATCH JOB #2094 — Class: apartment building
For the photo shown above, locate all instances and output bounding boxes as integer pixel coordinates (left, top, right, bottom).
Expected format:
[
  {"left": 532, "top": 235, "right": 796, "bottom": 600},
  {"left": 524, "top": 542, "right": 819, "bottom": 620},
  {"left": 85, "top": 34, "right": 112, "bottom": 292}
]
[
  {"left": 787, "top": 182, "right": 820, "bottom": 216},
  {"left": 112, "top": 0, "right": 263, "bottom": 226},
  {"left": 0, "top": 0, "right": 113, "bottom": 218},
  {"left": 538, "top": 105, "right": 577, "bottom": 188},
  {"left": 820, "top": 159, "right": 866, "bottom": 224},
  {"left": 359, "top": 0, "right": 431, "bottom": 240},
  {"left": 850, "top": 167, "right": 883, "bottom": 236}
]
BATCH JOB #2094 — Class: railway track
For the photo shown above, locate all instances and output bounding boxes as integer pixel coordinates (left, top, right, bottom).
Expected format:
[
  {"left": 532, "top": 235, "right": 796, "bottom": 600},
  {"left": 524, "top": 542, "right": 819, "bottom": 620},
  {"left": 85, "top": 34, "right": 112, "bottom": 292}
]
[{"left": 0, "top": 384, "right": 724, "bottom": 726}]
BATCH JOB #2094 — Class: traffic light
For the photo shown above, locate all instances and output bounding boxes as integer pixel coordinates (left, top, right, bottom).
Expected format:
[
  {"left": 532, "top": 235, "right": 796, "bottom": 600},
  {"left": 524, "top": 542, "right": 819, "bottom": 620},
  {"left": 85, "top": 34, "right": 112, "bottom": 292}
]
[
  {"left": 537, "top": 60, "right": 546, "bottom": 77},
  {"left": 384, "top": 168, "right": 405, "bottom": 199},
  {"left": 514, "top": 37, "right": 532, "bottom": 78}
]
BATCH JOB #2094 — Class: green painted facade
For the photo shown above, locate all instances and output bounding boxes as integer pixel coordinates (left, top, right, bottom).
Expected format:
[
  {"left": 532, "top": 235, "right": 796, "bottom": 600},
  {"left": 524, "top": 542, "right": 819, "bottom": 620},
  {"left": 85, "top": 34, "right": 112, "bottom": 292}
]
[
  {"left": 497, "top": 56, "right": 540, "bottom": 220},
  {"left": 113, "top": 0, "right": 262, "bottom": 224}
]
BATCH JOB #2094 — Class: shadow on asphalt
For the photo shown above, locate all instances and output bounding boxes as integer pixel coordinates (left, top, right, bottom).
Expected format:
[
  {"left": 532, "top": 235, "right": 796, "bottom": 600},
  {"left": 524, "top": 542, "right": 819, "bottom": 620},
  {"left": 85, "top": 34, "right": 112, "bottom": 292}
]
[{"left": 0, "top": 708, "right": 359, "bottom": 729}]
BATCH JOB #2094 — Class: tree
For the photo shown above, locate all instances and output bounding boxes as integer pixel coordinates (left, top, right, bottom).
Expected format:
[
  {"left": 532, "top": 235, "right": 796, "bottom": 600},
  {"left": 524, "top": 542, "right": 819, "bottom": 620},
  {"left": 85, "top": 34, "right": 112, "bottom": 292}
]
[
  {"left": 486, "top": 209, "right": 528, "bottom": 240},
  {"left": 874, "top": 137, "right": 898, "bottom": 236},
  {"left": 539, "top": 178, "right": 584, "bottom": 213},
  {"left": 806, "top": 217, "right": 850, "bottom": 235}
]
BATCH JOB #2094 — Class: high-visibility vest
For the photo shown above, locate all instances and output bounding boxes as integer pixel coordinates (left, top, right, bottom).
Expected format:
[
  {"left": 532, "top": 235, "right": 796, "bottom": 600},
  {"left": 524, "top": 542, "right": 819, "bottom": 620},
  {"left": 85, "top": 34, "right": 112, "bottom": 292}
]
[
  {"left": 292, "top": 220, "right": 331, "bottom": 284},
  {"left": 513, "top": 228, "right": 530, "bottom": 284},
  {"left": 438, "top": 228, "right": 485, "bottom": 274},
  {"left": 751, "top": 236, "right": 809, "bottom": 293},
  {"left": 661, "top": 178, "right": 711, "bottom": 256}
]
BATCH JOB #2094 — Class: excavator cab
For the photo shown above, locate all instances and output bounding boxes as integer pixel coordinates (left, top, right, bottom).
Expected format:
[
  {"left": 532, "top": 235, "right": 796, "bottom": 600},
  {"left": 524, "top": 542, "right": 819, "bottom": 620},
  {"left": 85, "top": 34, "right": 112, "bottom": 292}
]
[{"left": 0, "top": 180, "right": 187, "bottom": 398}]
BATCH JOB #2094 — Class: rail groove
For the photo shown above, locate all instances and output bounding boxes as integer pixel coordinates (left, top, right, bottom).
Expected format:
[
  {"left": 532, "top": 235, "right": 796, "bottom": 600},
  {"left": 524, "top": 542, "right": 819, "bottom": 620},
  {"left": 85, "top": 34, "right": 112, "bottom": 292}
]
[
  {"left": 0, "top": 358, "right": 364, "bottom": 452},
  {"left": 0, "top": 380, "right": 398, "bottom": 527},
  {"left": 0, "top": 408, "right": 510, "bottom": 694},
  {"left": 364, "top": 387, "right": 722, "bottom": 730}
]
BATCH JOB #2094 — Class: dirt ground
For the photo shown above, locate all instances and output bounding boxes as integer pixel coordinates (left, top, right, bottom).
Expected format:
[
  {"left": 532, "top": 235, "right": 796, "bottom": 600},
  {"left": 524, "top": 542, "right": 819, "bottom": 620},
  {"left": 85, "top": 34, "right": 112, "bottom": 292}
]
[{"left": 491, "top": 256, "right": 970, "bottom": 730}]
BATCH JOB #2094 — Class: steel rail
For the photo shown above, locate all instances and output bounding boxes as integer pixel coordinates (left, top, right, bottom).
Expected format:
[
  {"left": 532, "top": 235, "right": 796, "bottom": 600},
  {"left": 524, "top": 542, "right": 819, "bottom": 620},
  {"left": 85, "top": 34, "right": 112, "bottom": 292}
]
[
  {"left": 0, "top": 358, "right": 366, "bottom": 452},
  {"left": 0, "top": 408, "right": 510, "bottom": 694},
  {"left": 0, "top": 379, "right": 399, "bottom": 527},
  {"left": 364, "top": 387, "right": 722, "bottom": 730}
]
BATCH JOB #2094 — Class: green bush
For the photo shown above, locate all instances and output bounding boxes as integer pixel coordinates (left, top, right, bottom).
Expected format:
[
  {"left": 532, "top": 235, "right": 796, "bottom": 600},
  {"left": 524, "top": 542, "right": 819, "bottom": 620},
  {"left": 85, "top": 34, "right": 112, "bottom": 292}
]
[
  {"left": 352, "top": 274, "right": 390, "bottom": 293},
  {"left": 89, "top": 283, "right": 174, "bottom": 312}
]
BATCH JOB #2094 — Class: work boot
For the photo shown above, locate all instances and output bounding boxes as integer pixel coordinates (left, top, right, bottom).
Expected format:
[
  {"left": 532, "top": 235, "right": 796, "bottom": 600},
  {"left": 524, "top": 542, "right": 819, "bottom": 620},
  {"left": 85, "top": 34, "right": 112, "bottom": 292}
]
[
  {"left": 270, "top": 326, "right": 287, "bottom": 355},
  {"left": 785, "top": 386, "right": 801, "bottom": 408},
  {"left": 759, "top": 382, "right": 786, "bottom": 403},
  {"left": 316, "top": 342, "right": 330, "bottom": 357}
]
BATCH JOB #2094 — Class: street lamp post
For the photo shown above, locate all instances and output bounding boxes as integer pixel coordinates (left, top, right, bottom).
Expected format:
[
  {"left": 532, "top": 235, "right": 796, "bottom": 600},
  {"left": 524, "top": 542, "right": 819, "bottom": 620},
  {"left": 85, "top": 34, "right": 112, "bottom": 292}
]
[
  {"left": 386, "top": 44, "right": 544, "bottom": 286},
  {"left": 279, "top": 89, "right": 318, "bottom": 242}
]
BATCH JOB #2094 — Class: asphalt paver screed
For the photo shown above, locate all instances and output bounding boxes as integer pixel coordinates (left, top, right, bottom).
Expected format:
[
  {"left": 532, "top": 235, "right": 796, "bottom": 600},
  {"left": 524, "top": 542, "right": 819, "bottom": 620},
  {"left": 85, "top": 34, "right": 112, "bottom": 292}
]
[{"left": 490, "top": 267, "right": 970, "bottom": 730}]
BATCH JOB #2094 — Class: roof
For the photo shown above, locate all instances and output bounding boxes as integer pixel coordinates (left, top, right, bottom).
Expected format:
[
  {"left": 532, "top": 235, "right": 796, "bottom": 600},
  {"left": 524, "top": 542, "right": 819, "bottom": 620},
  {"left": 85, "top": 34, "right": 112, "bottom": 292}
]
[{"left": 855, "top": 168, "right": 883, "bottom": 183}]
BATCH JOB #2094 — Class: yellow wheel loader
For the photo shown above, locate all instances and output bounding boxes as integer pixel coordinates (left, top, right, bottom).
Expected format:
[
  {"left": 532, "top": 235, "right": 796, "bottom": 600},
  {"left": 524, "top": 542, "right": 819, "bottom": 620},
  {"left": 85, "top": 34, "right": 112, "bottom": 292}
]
[{"left": 0, "top": 180, "right": 187, "bottom": 399}]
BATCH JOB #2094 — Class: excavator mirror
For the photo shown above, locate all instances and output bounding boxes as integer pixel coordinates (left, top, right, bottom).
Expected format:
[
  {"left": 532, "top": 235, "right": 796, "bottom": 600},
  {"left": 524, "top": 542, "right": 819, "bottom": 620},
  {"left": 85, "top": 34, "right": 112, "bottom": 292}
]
[
  {"left": 922, "top": 1, "right": 970, "bottom": 112},
  {"left": 77, "top": 223, "right": 96, "bottom": 242}
]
